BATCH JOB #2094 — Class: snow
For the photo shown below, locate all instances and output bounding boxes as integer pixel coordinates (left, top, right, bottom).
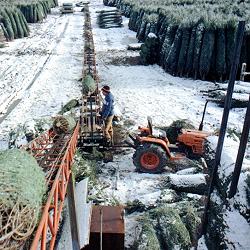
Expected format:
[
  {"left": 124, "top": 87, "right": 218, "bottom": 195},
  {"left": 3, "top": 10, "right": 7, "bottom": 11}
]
[
  {"left": 0, "top": 0, "right": 249, "bottom": 249},
  {"left": 169, "top": 173, "right": 207, "bottom": 187},
  {"left": 0, "top": 7, "right": 83, "bottom": 149},
  {"left": 223, "top": 209, "right": 250, "bottom": 249}
]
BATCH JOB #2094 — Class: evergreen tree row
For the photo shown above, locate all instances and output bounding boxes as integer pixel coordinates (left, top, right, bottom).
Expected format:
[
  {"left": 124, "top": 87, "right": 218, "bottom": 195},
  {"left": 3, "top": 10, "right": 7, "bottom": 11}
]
[
  {"left": 103, "top": 0, "right": 250, "bottom": 81},
  {"left": 18, "top": 0, "right": 54, "bottom": 23},
  {"left": 0, "top": 7, "right": 30, "bottom": 40},
  {"left": 0, "top": 0, "right": 59, "bottom": 41}
]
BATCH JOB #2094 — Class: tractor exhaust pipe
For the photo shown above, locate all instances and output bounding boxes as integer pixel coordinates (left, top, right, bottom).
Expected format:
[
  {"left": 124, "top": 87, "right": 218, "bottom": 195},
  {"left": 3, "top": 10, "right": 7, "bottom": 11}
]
[{"left": 198, "top": 100, "right": 209, "bottom": 131}]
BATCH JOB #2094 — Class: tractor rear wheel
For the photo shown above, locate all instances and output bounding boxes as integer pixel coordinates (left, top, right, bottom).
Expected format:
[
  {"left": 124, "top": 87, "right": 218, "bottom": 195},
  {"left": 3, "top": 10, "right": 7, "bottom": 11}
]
[{"left": 133, "top": 143, "right": 168, "bottom": 173}]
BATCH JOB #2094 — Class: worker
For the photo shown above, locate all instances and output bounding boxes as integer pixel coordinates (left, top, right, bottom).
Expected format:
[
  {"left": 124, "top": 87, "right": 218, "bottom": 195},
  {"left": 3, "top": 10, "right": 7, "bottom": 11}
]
[{"left": 100, "top": 85, "right": 114, "bottom": 145}]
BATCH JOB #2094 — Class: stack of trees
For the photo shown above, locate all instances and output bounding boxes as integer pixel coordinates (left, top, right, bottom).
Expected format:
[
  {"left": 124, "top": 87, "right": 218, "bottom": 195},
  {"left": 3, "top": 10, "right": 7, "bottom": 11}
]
[
  {"left": 18, "top": 1, "right": 54, "bottom": 23},
  {"left": 97, "top": 9, "right": 122, "bottom": 29},
  {"left": 0, "top": 7, "right": 30, "bottom": 40},
  {"left": 104, "top": 0, "right": 250, "bottom": 81},
  {"left": 0, "top": 0, "right": 58, "bottom": 41}
]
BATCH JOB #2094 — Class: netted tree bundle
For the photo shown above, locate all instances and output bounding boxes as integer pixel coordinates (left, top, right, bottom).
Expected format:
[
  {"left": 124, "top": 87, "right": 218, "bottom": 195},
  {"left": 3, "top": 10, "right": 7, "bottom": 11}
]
[
  {"left": 140, "top": 33, "right": 159, "bottom": 65},
  {"left": 185, "top": 25, "right": 196, "bottom": 77},
  {"left": 107, "top": 0, "right": 250, "bottom": 81},
  {"left": 53, "top": 115, "right": 76, "bottom": 134},
  {"left": 5, "top": 8, "right": 18, "bottom": 38},
  {"left": 13, "top": 9, "right": 24, "bottom": 38},
  {"left": 0, "top": 22, "right": 8, "bottom": 41},
  {"left": 165, "top": 26, "right": 183, "bottom": 75},
  {"left": 82, "top": 74, "right": 96, "bottom": 95},
  {"left": 143, "top": 22, "right": 151, "bottom": 40},
  {"left": 160, "top": 24, "right": 178, "bottom": 68},
  {"left": 159, "top": 119, "right": 195, "bottom": 144},
  {"left": 157, "top": 17, "right": 168, "bottom": 46},
  {"left": 128, "top": 10, "right": 138, "bottom": 31},
  {"left": 199, "top": 28, "right": 215, "bottom": 80},
  {"left": 18, "top": 1, "right": 51, "bottom": 23},
  {"left": 0, "top": 0, "right": 57, "bottom": 7},
  {"left": 134, "top": 217, "right": 161, "bottom": 250},
  {"left": 136, "top": 18, "right": 147, "bottom": 42},
  {"left": 59, "top": 99, "right": 79, "bottom": 115},
  {"left": 0, "top": 7, "right": 29, "bottom": 40},
  {"left": 215, "top": 28, "right": 227, "bottom": 81},
  {"left": 226, "top": 25, "right": 237, "bottom": 76},
  {"left": 0, "top": 149, "right": 46, "bottom": 249},
  {"left": 103, "top": 0, "right": 117, "bottom": 7},
  {"left": 149, "top": 206, "right": 191, "bottom": 249},
  {"left": 0, "top": 8, "right": 15, "bottom": 40},
  {"left": 192, "top": 21, "right": 205, "bottom": 79},
  {"left": 177, "top": 26, "right": 191, "bottom": 77}
]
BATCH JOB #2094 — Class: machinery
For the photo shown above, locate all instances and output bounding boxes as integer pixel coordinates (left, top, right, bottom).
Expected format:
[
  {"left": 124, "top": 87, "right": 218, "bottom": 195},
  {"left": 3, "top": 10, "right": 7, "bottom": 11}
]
[
  {"left": 128, "top": 101, "right": 211, "bottom": 173},
  {"left": 61, "top": 3, "right": 74, "bottom": 14}
]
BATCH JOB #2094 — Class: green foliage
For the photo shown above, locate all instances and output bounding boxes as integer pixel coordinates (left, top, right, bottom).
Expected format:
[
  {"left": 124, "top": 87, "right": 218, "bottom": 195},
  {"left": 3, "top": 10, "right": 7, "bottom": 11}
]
[
  {"left": 159, "top": 119, "right": 195, "bottom": 144},
  {"left": 160, "top": 24, "right": 178, "bottom": 68},
  {"left": 59, "top": 99, "right": 79, "bottom": 115},
  {"left": 126, "top": 199, "right": 146, "bottom": 214},
  {"left": 137, "top": 19, "right": 147, "bottom": 41},
  {"left": 5, "top": 8, "right": 18, "bottom": 39},
  {"left": 206, "top": 201, "right": 228, "bottom": 249},
  {"left": 0, "top": 9, "right": 15, "bottom": 40},
  {"left": 18, "top": 9, "right": 29, "bottom": 36},
  {"left": 135, "top": 217, "right": 161, "bottom": 250},
  {"left": 177, "top": 26, "right": 191, "bottom": 76},
  {"left": 13, "top": 10, "right": 24, "bottom": 38},
  {"left": 149, "top": 206, "right": 191, "bottom": 250},
  {"left": 216, "top": 28, "right": 227, "bottom": 81},
  {"left": 192, "top": 21, "right": 205, "bottom": 79},
  {"left": 166, "top": 25, "right": 183, "bottom": 75},
  {"left": 72, "top": 150, "right": 98, "bottom": 183},
  {"left": 185, "top": 25, "right": 196, "bottom": 76},
  {"left": 82, "top": 74, "right": 96, "bottom": 95},
  {"left": 179, "top": 204, "right": 201, "bottom": 245},
  {"left": 113, "top": 0, "right": 250, "bottom": 81},
  {"left": 199, "top": 29, "right": 215, "bottom": 80},
  {"left": 140, "top": 34, "right": 159, "bottom": 65},
  {"left": 226, "top": 25, "right": 237, "bottom": 75},
  {"left": 0, "top": 149, "right": 46, "bottom": 209}
]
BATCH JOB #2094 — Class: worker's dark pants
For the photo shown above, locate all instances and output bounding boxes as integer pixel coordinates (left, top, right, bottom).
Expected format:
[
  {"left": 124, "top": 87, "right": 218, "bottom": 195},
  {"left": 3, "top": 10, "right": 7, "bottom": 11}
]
[{"left": 104, "top": 115, "right": 114, "bottom": 141}]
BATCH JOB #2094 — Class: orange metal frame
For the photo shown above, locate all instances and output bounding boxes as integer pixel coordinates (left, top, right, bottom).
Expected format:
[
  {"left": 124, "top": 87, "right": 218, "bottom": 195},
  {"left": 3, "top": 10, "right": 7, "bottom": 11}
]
[
  {"left": 177, "top": 129, "right": 210, "bottom": 155},
  {"left": 27, "top": 122, "right": 79, "bottom": 250}
]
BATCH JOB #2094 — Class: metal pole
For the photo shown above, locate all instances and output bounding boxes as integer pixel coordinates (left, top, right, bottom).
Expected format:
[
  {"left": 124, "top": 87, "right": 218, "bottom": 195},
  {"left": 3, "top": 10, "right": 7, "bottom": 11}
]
[
  {"left": 228, "top": 94, "right": 250, "bottom": 198},
  {"left": 201, "top": 21, "right": 245, "bottom": 234},
  {"left": 68, "top": 173, "right": 80, "bottom": 250},
  {"left": 100, "top": 208, "right": 103, "bottom": 250}
]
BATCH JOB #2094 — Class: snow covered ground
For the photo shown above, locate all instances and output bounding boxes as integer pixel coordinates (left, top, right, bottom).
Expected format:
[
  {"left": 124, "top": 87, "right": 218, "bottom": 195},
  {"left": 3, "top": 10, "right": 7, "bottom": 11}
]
[
  {"left": 0, "top": 5, "right": 83, "bottom": 148},
  {"left": 0, "top": 0, "right": 249, "bottom": 249}
]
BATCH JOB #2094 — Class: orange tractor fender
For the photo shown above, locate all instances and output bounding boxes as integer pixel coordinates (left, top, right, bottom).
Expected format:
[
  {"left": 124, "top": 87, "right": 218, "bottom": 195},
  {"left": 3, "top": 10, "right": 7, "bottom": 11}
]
[{"left": 136, "top": 136, "right": 173, "bottom": 159}]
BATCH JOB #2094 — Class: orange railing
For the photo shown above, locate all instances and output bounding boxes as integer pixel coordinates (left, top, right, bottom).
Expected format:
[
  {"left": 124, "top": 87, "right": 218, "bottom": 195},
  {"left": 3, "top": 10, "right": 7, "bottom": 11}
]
[{"left": 30, "top": 122, "right": 79, "bottom": 250}]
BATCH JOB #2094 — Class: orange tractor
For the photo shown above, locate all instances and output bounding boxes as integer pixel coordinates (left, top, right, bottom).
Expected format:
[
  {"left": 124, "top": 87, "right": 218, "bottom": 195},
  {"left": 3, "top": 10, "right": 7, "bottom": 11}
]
[{"left": 127, "top": 101, "right": 211, "bottom": 173}]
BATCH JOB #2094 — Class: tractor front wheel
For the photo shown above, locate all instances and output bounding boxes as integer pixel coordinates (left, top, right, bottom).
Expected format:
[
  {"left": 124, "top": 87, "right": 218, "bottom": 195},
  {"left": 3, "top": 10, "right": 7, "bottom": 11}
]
[{"left": 133, "top": 143, "right": 168, "bottom": 173}]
